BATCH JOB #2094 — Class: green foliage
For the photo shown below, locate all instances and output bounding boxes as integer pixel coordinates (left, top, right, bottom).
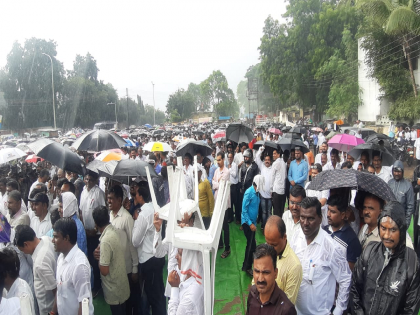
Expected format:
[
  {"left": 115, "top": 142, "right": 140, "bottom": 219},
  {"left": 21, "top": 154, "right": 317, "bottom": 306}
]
[
  {"left": 358, "top": 0, "right": 420, "bottom": 117},
  {"left": 316, "top": 28, "right": 361, "bottom": 119},
  {"left": 200, "top": 70, "right": 238, "bottom": 117},
  {"left": 166, "top": 89, "right": 195, "bottom": 121},
  {"left": 0, "top": 38, "right": 65, "bottom": 129},
  {"left": 259, "top": 1, "right": 360, "bottom": 116},
  {"left": 389, "top": 94, "right": 420, "bottom": 119}
]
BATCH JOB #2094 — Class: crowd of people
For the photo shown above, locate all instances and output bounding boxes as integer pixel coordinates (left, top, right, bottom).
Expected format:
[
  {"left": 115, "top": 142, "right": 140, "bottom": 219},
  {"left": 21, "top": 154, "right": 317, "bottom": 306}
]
[{"left": 0, "top": 124, "right": 420, "bottom": 315}]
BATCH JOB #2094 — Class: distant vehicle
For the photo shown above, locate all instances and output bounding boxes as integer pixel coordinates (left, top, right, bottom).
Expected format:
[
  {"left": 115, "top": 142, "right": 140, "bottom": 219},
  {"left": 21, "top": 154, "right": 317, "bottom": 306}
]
[
  {"left": 94, "top": 121, "right": 116, "bottom": 130},
  {"left": 339, "top": 127, "right": 377, "bottom": 140}
]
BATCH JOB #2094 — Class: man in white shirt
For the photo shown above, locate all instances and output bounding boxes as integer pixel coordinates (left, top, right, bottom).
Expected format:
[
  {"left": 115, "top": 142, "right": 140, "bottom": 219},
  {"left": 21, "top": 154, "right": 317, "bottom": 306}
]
[
  {"left": 28, "top": 169, "right": 50, "bottom": 199},
  {"left": 234, "top": 143, "right": 248, "bottom": 168},
  {"left": 271, "top": 147, "right": 287, "bottom": 217},
  {"left": 79, "top": 172, "right": 105, "bottom": 295},
  {"left": 29, "top": 193, "right": 52, "bottom": 238},
  {"left": 0, "top": 247, "right": 35, "bottom": 315},
  {"left": 6, "top": 191, "right": 30, "bottom": 228},
  {"left": 132, "top": 184, "right": 166, "bottom": 314},
  {"left": 372, "top": 152, "right": 392, "bottom": 183},
  {"left": 51, "top": 218, "right": 94, "bottom": 315},
  {"left": 282, "top": 185, "right": 306, "bottom": 240},
  {"left": 291, "top": 197, "right": 351, "bottom": 315},
  {"left": 255, "top": 146, "right": 274, "bottom": 229},
  {"left": 227, "top": 152, "right": 239, "bottom": 223},
  {"left": 316, "top": 133, "right": 326, "bottom": 154},
  {"left": 0, "top": 178, "right": 8, "bottom": 216},
  {"left": 15, "top": 225, "right": 57, "bottom": 315},
  {"left": 414, "top": 135, "right": 420, "bottom": 166},
  {"left": 0, "top": 270, "right": 21, "bottom": 315},
  {"left": 322, "top": 149, "right": 342, "bottom": 171},
  {"left": 315, "top": 142, "right": 330, "bottom": 164}
]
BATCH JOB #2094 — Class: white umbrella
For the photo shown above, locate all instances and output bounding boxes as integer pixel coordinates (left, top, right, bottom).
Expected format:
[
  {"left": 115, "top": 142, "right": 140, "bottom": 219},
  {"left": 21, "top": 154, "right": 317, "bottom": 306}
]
[{"left": 0, "top": 147, "right": 27, "bottom": 164}]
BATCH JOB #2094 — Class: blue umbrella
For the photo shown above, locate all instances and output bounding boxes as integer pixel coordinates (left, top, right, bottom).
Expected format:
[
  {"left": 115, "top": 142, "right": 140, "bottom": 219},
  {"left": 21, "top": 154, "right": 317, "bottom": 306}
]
[
  {"left": 145, "top": 124, "right": 152, "bottom": 128},
  {"left": 124, "top": 139, "right": 135, "bottom": 147}
]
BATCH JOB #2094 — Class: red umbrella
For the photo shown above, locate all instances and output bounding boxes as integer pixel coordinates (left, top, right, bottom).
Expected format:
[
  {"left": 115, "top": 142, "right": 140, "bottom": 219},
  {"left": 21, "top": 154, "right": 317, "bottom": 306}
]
[
  {"left": 26, "top": 154, "right": 43, "bottom": 163},
  {"left": 213, "top": 131, "right": 226, "bottom": 140},
  {"left": 268, "top": 128, "right": 281, "bottom": 135}
]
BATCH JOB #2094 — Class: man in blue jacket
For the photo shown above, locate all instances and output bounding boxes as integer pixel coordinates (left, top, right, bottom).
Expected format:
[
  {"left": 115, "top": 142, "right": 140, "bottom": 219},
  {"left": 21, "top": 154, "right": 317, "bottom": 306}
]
[{"left": 242, "top": 175, "right": 264, "bottom": 276}]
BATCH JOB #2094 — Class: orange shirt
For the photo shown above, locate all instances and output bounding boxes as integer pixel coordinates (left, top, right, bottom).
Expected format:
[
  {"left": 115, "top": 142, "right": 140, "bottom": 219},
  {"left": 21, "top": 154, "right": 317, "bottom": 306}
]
[{"left": 305, "top": 151, "right": 314, "bottom": 176}]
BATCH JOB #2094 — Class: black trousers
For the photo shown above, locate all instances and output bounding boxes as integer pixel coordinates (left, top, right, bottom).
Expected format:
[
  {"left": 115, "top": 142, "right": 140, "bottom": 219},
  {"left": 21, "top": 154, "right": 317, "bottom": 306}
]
[
  {"left": 87, "top": 234, "right": 101, "bottom": 290},
  {"left": 140, "top": 257, "right": 167, "bottom": 315},
  {"left": 110, "top": 301, "right": 127, "bottom": 315},
  {"left": 228, "top": 183, "right": 238, "bottom": 221},
  {"left": 237, "top": 189, "right": 244, "bottom": 223},
  {"left": 272, "top": 192, "right": 286, "bottom": 217},
  {"left": 218, "top": 211, "right": 230, "bottom": 251},
  {"left": 242, "top": 224, "right": 256, "bottom": 271},
  {"left": 126, "top": 273, "right": 140, "bottom": 315}
]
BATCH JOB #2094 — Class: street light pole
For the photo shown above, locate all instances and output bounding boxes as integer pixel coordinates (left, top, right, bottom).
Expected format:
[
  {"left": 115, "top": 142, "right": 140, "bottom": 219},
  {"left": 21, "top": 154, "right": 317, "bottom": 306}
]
[
  {"left": 151, "top": 82, "right": 155, "bottom": 126},
  {"left": 107, "top": 102, "right": 117, "bottom": 129},
  {"left": 42, "top": 53, "right": 56, "bottom": 130}
]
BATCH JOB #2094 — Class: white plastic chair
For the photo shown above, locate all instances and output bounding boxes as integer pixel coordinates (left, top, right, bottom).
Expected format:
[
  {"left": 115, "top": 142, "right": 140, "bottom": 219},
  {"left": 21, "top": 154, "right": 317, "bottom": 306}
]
[
  {"left": 19, "top": 293, "right": 32, "bottom": 314},
  {"left": 145, "top": 156, "right": 204, "bottom": 227},
  {"left": 165, "top": 167, "right": 231, "bottom": 315}
]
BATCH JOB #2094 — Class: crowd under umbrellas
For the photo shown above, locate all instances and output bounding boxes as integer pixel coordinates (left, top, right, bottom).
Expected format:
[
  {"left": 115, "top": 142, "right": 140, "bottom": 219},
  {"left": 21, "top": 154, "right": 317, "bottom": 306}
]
[{"left": 1, "top": 120, "right": 420, "bottom": 315}]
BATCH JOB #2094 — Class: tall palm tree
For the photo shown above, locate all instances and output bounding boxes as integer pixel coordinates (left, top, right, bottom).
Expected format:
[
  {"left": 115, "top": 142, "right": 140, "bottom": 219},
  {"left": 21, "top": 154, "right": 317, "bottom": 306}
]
[{"left": 357, "top": 0, "right": 420, "bottom": 97}]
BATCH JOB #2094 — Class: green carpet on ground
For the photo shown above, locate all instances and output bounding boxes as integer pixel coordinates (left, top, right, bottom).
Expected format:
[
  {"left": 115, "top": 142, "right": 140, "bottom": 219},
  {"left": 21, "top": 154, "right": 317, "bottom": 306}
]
[{"left": 93, "top": 217, "right": 418, "bottom": 314}]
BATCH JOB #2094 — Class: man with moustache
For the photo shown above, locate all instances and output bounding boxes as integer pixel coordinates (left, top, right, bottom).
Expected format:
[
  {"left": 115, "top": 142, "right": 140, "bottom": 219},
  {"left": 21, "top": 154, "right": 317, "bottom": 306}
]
[
  {"left": 263, "top": 216, "right": 302, "bottom": 304},
  {"left": 238, "top": 149, "right": 259, "bottom": 225},
  {"left": 291, "top": 197, "right": 351, "bottom": 315},
  {"left": 282, "top": 185, "right": 306, "bottom": 240},
  {"left": 246, "top": 244, "right": 297, "bottom": 314},
  {"left": 351, "top": 201, "right": 420, "bottom": 314},
  {"left": 315, "top": 142, "right": 330, "bottom": 164},
  {"left": 255, "top": 146, "right": 274, "bottom": 230},
  {"left": 358, "top": 193, "right": 384, "bottom": 249},
  {"left": 51, "top": 218, "right": 94, "bottom": 315},
  {"left": 288, "top": 147, "right": 308, "bottom": 188}
]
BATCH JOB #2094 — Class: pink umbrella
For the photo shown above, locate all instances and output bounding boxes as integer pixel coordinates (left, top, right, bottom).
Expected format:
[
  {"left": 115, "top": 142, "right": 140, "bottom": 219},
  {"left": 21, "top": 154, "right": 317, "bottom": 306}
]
[
  {"left": 328, "top": 134, "right": 365, "bottom": 153},
  {"left": 213, "top": 131, "right": 226, "bottom": 139},
  {"left": 268, "top": 127, "right": 281, "bottom": 135}
]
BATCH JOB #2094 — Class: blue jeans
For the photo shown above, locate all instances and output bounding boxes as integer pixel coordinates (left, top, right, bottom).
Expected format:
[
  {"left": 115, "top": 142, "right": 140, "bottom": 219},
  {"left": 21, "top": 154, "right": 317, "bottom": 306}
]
[{"left": 260, "top": 197, "right": 272, "bottom": 228}]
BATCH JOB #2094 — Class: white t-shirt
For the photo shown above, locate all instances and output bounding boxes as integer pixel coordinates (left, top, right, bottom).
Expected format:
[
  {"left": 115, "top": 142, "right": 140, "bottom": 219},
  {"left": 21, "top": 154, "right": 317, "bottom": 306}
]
[{"left": 415, "top": 138, "right": 420, "bottom": 160}]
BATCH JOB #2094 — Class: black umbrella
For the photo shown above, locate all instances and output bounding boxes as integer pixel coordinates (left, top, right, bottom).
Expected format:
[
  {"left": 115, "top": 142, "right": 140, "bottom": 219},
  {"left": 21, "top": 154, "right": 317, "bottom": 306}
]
[
  {"left": 290, "top": 126, "right": 306, "bottom": 134},
  {"left": 28, "top": 138, "right": 55, "bottom": 154},
  {"left": 253, "top": 140, "right": 265, "bottom": 151},
  {"left": 277, "top": 138, "right": 309, "bottom": 154},
  {"left": 86, "top": 160, "right": 105, "bottom": 174},
  {"left": 175, "top": 139, "right": 212, "bottom": 157},
  {"left": 192, "top": 130, "right": 205, "bottom": 136},
  {"left": 365, "top": 133, "right": 390, "bottom": 143},
  {"left": 283, "top": 133, "right": 302, "bottom": 140},
  {"left": 307, "top": 168, "right": 396, "bottom": 202},
  {"left": 29, "top": 140, "right": 85, "bottom": 175},
  {"left": 281, "top": 126, "right": 292, "bottom": 132},
  {"left": 110, "top": 159, "right": 157, "bottom": 177},
  {"left": 226, "top": 123, "right": 254, "bottom": 143},
  {"left": 71, "top": 130, "right": 127, "bottom": 152},
  {"left": 348, "top": 143, "right": 395, "bottom": 166},
  {"left": 261, "top": 141, "right": 280, "bottom": 159},
  {"left": 396, "top": 122, "right": 408, "bottom": 128}
]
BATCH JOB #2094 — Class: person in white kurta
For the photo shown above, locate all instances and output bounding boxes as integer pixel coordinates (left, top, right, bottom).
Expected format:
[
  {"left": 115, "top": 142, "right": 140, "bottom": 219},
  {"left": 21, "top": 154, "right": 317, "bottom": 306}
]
[
  {"left": 0, "top": 247, "right": 35, "bottom": 315},
  {"left": 52, "top": 218, "right": 94, "bottom": 315}
]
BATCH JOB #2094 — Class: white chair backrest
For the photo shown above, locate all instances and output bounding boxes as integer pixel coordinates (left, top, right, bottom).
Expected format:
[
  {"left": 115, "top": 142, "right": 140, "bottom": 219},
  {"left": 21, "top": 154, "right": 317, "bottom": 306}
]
[
  {"left": 165, "top": 167, "right": 182, "bottom": 245},
  {"left": 208, "top": 180, "right": 230, "bottom": 241},
  {"left": 194, "top": 155, "right": 199, "bottom": 202},
  {"left": 145, "top": 166, "right": 159, "bottom": 210},
  {"left": 177, "top": 156, "right": 188, "bottom": 200},
  {"left": 19, "top": 293, "right": 31, "bottom": 314}
]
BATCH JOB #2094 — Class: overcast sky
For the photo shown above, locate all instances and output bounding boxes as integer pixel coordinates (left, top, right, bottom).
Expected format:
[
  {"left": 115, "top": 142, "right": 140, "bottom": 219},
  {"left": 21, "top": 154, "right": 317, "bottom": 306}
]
[{"left": 0, "top": 0, "right": 286, "bottom": 112}]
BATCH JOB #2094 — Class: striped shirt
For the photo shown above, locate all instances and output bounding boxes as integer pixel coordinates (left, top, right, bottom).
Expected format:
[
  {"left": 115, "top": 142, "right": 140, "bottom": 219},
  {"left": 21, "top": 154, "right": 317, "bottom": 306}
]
[{"left": 323, "top": 224, "right": 362, "bottom": 263}]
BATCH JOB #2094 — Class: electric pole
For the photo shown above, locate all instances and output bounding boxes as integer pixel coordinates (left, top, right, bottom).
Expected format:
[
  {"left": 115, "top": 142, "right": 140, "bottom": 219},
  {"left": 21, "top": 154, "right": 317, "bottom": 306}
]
[
  {"left": 126, "top": 88, "right": 129, "bottom": 128},
  {"left": 152, "top": 82, "right": 155, "bottom": 126}
]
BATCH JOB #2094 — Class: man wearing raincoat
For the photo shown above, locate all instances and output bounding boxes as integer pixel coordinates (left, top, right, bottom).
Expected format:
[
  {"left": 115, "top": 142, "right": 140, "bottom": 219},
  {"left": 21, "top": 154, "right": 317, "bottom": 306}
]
[{"left": 350, "top": 201, "right": 420, "bottom": 314}]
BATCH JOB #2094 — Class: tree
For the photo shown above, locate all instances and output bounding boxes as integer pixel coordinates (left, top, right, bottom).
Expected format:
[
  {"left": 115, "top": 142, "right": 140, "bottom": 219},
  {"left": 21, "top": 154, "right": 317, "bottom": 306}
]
[
  {"left": 187, "top": 83, "right": 202, "bottom": 112},
  {"left": 316, "top": 28, "right": 361, "bottom": 119},
  {"left": 200, "top": 70, "right": 239, "bottom": 117},
  {"left": 357, "top": 0, "right": 420, "bottom": 97},
  {"left": 0, "top": 38, "right": 66, "bottom": 129},
  {"left": 259, "top": 1, "right": 359, "bottom": 116},
  {"left": 166, "top": 89, "right": 195, "bottom": 121}
]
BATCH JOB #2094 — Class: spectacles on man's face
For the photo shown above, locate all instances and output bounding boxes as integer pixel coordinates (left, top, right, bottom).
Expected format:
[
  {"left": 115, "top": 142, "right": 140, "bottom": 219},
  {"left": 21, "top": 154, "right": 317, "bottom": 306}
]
[{"left": 289, "top": 200, "right": 302, "bottom": 207}]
